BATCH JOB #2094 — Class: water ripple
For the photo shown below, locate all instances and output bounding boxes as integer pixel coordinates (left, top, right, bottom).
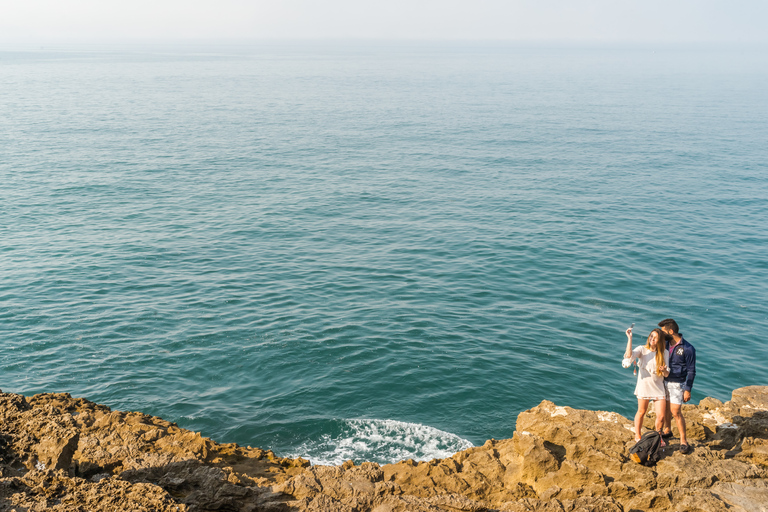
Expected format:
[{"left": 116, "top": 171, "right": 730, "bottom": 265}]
[{"left": 2, "top": 44, "right": 767, "bottom": 462}]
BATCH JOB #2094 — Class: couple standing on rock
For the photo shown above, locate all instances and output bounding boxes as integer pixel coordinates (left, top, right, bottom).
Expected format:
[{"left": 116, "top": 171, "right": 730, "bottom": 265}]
[{"left": 623, "top": 318, "right": 696, "bottom": 454}]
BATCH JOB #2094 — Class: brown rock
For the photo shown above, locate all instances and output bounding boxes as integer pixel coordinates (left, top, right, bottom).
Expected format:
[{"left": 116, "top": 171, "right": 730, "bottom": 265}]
[
  {"left": 0, "top": 386, "right": 767, "bottom": 511},
  {"left": 35, "top": 426, "right": 79, "bottom": 472},
  {"left": 735, "top": 436, "right": 768, "bottom": 466},
  {"left": 731, "top": 386, "right": 768, "bottom": 410},
  {"left": 709, "top": 479, "right": 768, "bottom": 512}
]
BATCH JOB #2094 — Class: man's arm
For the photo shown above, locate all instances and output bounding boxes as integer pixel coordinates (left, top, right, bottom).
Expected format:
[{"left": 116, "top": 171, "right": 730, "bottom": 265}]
[{"left": 683, "top": 345, "right": 696, "bottom": 401}]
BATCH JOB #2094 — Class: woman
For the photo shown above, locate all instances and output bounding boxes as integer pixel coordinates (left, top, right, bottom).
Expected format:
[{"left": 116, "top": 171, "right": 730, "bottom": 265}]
[{"left": 624, "top": 327, "right": 670, "bottom": 442}]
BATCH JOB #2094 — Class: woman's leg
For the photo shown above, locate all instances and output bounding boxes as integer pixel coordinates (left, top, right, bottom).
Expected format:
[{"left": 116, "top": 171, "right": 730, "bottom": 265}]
[
  {"left": 663, "top": 396, "right": 673, "bottom": 434},
  {"left": 634, "top": 399, "right": 650, "bottom": 441},
  {"left": 654, "top": 399, "right": 667, "bottom": 432}
]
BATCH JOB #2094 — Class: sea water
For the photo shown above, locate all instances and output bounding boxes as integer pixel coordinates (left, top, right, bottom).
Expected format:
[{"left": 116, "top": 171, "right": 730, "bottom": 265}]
[{"left": 1, "top": 42, "right": 767, "bottom": 465}]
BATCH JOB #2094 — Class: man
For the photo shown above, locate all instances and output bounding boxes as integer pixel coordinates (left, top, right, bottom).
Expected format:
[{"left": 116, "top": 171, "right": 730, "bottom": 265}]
[{"left": 658, "top": 318, "right": 696, "bottom": 454}]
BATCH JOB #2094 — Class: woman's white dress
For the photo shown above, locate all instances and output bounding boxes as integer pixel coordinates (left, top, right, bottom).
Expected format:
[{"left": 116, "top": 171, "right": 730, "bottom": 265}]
[{"left": 631, "top": 346, "right": 669, "bottom": 399}]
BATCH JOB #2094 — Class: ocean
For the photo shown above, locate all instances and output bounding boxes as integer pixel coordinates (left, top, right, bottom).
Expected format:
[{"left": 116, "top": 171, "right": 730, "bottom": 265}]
[{"left": 1, "top": 42, "right": 766, "bottom": 465}]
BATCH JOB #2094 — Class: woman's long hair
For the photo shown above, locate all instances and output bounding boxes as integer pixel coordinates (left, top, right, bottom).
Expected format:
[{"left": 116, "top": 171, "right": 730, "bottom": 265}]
[{"left": 645, "top": 328, "right": 666, "bottom": 376}]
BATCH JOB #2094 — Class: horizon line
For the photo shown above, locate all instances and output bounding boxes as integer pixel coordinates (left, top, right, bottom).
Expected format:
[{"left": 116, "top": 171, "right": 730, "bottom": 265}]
[{"left": 2, "top": 37, "right": 767, "bottom": 47}]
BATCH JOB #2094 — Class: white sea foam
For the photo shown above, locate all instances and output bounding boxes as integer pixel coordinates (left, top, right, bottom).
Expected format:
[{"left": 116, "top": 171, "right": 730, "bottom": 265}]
[{"left": 287, "top": 419, "right": 474, "bottom": 466}]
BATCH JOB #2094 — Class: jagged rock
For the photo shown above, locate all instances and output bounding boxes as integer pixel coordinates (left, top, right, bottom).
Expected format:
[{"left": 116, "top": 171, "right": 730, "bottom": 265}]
[
  {"left": 709, "top": 479, "right": 768, "bottom": 512},
  {"left": 736, "top": 437, "right": 768, "bottom": 466},
  {"left": 0, "top": 469, "right": 184, "bottom": 512},
  {"left": 0, "top": 387, "right": 766, "bottom": 511}
]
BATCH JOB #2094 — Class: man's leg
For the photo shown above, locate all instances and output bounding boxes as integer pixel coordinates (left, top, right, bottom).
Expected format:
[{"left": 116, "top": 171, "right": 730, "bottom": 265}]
[{"left": 670, "top": 402, "right": 687, "bottom": 446}]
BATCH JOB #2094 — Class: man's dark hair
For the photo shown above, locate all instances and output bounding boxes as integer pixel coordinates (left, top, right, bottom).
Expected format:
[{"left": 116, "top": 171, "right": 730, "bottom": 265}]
[{"left": 658, "top": 318, "right": 679, "bottom": 334}]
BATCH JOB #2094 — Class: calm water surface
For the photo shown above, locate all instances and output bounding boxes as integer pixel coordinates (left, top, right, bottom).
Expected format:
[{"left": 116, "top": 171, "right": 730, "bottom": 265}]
[{"left": 1, "top": 42, "right": 767, "bottom": 464}]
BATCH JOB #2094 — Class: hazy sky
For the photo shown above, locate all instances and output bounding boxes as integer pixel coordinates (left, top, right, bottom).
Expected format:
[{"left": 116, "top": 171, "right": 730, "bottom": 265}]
[{"left": 2, "top": 0, "right": 766, "bottom": 43}]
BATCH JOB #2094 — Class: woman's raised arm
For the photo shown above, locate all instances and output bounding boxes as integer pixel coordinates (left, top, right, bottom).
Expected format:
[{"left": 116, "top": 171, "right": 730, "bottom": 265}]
[{"left": 623, "top": 328, "right": 633, "bottom": 359}]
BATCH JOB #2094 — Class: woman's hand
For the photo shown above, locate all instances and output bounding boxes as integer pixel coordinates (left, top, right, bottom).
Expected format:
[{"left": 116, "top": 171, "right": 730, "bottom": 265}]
[{"left": 625, "top": 327, "right": 633, "bottom": 338}]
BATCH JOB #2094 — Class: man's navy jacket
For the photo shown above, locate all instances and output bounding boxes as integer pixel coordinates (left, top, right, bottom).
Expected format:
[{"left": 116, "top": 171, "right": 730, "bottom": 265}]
[{"left": 666, "top": 337, "right": 696, "bottom": 392}]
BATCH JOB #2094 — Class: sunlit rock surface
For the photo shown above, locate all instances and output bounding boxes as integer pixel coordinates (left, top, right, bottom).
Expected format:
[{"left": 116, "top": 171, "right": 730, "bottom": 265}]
[{"left": 0, "top": 386, "right": 766, "bottom": 511}]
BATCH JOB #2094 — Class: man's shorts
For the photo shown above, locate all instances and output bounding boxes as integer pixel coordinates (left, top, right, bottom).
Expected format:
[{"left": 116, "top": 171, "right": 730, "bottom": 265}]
[{"left": 665, "top": 381, "right": 685, "bottom": 405}]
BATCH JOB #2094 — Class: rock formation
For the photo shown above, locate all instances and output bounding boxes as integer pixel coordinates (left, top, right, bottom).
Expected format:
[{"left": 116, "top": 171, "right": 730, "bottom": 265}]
[{"left": 1, "top": 387, "right": 766, "bottom": 511}]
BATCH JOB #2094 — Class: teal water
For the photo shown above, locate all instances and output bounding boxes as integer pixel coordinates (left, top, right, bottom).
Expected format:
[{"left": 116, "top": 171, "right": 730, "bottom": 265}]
[{"left": 1, "top": 42, "right": 767, "bottom": 465}]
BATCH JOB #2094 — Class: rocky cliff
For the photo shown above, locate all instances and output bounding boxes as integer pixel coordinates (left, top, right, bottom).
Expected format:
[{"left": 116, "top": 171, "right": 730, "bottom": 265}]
[{"left": 1, "top": 387, "right": 766, "bottom": 511}]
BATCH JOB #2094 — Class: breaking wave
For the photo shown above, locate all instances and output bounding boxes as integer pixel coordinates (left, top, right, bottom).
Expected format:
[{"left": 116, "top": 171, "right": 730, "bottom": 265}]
[{"left": 286, "top": 419, "right": 474, "bottom": 466}]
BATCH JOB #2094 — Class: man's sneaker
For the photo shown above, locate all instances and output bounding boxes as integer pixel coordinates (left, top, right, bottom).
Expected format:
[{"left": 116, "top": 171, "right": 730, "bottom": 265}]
[
  {"left": 660, "top": 430, "right": 674, "bottom": 439},
  {"left": 679, "top": 444, "right": 690, "bottom": 454}
]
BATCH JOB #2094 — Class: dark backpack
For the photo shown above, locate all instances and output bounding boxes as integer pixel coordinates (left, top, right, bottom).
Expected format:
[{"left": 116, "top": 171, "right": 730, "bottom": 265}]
[{"left": 629, "top": 431, "right": 662, "bottom": 466}]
